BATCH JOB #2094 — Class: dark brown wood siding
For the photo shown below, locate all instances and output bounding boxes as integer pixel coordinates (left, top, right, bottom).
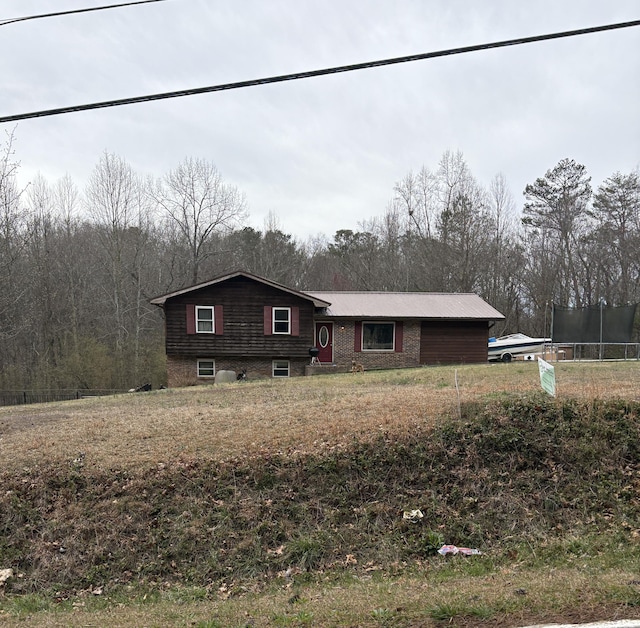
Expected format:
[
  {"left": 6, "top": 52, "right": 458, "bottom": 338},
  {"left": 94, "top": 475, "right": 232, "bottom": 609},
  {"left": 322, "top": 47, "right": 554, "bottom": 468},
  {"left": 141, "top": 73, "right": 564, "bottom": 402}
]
[
  {"left": 420, "top": 321, "right": 489, "bottom": 364},
  {"left": 164, "top": 275, "right": 315, "bottom": 358}
]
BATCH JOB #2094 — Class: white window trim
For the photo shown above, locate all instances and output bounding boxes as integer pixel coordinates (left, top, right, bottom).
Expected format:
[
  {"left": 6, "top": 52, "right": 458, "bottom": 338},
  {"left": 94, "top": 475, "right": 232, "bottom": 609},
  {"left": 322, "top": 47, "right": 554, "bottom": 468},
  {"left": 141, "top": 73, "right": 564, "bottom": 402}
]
[
  {"left": 195, "top": 305, "right": 215, "bottom": 334},
  {"left": 362, "top": 321, "right": 396, "bottom": 352},
  {"left": 272, "top": 307, "right": 291, "bottom": 335},
  {"left": 272, "top": 359, "right": 290, "bottom": 378},
  {"left": 197, "top": 358, "right": 216, "bottom": 378},
  {"left": 318, "top": 325, "right": 330, "bottom": 348}
]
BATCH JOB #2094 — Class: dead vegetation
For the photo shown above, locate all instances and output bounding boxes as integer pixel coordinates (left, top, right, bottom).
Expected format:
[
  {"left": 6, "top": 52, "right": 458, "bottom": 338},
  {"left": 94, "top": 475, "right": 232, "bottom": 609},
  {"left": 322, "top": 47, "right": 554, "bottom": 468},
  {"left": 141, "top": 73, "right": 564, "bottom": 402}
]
[
  {"left": 1, "top": 361, "right": 640, "bottom": 626},
  {"left": 2, "top": 361, "right": 638, "bottom": 472}
]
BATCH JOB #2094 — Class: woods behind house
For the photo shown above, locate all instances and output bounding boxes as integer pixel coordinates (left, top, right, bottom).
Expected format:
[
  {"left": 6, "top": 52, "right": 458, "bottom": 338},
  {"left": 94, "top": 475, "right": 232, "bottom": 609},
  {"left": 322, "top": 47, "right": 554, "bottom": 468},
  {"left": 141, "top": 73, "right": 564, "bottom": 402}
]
[{"left": 1, "top": 130, "right": 638, "bottom": 391}]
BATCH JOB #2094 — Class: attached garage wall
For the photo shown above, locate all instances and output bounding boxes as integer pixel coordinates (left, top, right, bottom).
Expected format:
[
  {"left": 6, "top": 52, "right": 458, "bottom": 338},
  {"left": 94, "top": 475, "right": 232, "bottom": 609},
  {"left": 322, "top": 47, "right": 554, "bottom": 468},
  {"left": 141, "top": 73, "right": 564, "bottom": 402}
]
[{"left": 420, "top": 321, "right": 489, "bottom": 364}]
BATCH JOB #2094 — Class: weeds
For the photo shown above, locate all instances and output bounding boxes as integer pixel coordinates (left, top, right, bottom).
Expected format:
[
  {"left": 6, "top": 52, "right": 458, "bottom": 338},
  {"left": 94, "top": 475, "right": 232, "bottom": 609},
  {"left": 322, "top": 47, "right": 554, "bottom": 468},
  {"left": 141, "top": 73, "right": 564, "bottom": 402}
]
[
  {"left": 1, "top": 395, "right": 639, "bottom": 597},
  {"left": 286, "top": 533, "right": 330, "bottom": 572},
  {"left": 1, "top": 365, "right": 639, "bottom": 626},
  {"left": 428, "top": 601, "right": 494, "bottom": 621}
]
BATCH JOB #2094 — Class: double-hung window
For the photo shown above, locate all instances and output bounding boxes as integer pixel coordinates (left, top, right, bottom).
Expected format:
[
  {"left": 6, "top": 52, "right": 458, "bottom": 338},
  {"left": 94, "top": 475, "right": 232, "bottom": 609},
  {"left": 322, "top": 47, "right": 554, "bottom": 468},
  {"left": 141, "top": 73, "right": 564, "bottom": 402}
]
[
  {"left": 272, "top": 307, "right": 291, "bottom": 334},
  {"left": 196, "top": 306, "right": 215, "bottom": 333},
  {"left": 186, "top": 304, "right": 223, "bottom": 336},
  {"left": 264, "top": 306, "right": 299, "bottom": 336}
]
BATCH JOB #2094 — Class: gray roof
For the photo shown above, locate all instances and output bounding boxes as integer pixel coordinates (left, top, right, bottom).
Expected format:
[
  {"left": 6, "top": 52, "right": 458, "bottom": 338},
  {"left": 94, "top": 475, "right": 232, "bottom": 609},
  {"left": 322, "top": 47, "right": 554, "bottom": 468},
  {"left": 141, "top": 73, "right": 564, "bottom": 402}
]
[
  {"left": 307, "top": 291, "right": 505, "bottom": 320},
  {"left": 149, "top": 270, "right": 504, "bottom": 321}
]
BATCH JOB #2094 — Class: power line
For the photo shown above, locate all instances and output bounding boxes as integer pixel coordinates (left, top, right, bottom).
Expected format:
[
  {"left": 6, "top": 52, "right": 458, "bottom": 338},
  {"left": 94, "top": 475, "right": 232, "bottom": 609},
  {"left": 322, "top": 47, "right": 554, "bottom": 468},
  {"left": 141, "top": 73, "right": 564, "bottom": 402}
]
[
  {"left": 1, "top": 19, "right": 638, "bottom": 124},
  {"left": 0, "top": 0, "right": 169, "bottom": 26}
]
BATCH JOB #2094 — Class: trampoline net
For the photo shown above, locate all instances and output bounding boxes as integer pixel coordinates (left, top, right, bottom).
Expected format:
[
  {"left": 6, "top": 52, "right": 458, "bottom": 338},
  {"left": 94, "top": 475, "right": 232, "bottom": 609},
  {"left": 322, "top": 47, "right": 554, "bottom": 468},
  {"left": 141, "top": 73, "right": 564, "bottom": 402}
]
[{"left": 552, "top": 303, "right": 638, "bottom": 343}]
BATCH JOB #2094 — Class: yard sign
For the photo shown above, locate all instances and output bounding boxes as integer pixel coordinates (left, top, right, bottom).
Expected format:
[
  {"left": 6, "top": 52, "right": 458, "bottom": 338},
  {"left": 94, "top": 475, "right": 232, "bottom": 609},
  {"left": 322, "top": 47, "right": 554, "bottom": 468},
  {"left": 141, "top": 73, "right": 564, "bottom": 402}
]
[{"left": 538, "top": 357, "right": 556, "bottom": 397}]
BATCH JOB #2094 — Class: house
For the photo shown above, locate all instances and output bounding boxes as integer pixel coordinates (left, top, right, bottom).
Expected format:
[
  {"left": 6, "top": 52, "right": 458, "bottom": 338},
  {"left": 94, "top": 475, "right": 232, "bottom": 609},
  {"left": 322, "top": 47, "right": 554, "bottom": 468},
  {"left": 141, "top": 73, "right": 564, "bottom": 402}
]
[{"left": 150, "top": 270, "right": 505, "bottom": 387}]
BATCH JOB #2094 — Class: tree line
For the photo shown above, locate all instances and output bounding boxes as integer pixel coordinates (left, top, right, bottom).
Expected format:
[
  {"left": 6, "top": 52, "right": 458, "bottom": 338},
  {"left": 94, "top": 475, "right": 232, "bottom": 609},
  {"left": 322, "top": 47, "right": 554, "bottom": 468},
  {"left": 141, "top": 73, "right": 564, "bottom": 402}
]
[{"left": 1, "top": 130, "right": 638, "bottom": 391}]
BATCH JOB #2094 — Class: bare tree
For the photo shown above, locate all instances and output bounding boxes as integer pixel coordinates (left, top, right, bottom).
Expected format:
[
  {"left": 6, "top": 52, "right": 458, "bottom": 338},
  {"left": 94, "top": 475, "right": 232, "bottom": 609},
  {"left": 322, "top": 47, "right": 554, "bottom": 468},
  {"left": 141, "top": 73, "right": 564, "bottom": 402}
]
[
  {"left": 154, "top": 157, "right": 248, "bottom": 284},
  {"left": 84, "top": 152, "right": 160, "bottom": 386},
  {"left": 0, "top": 129, "right": 30, "bottom": 348},
  {"left": 52, "top": 175, "right": 86, "bottom": 358},
  {"left": 489, "top": 173, "right": 518, "bottom": 248},
  {"left": 393, "top": 166, "right": 437, "bottom": 240},
  {"left": 482, "top": 173, "right": 526, "bottom": 331},
  {"left": 85, "top": 152, "right": 137, "bottom": 354},
  {"left": 433, "top": 151, "right": 493, "bottom": 292}
]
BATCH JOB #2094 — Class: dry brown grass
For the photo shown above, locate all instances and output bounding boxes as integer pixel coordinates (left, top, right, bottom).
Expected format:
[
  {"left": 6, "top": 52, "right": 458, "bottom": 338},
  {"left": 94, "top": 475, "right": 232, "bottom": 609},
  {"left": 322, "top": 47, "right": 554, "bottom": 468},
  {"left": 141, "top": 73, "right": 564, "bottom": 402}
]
[
  {"left": 1, "top": 361, "right": 639, "bottom": 627},
  {"left": 1, "top": 361, "right": 638, "bottom": 473}
]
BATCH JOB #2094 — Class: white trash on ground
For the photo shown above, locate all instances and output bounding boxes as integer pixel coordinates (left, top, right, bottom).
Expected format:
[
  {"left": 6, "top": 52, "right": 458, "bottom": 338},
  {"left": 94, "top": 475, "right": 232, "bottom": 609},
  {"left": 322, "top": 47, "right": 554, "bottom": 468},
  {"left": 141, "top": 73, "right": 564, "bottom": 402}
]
[
  {"left": 402, "top": 509, "right": 424, "bottom": 522},
  {"left": 437, "top": 544, "right": 481, "bottom": 556},
  {"left": 0, "top": 568, "right": 13, "bottom": 584}
]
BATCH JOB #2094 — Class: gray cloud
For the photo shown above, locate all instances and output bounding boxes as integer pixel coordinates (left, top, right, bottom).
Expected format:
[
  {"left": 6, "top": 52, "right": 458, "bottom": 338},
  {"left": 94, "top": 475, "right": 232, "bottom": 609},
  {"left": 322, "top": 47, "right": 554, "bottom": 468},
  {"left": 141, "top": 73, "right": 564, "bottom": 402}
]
[{"left": 3, "top": 0, "right": 639, "bottom": 239}]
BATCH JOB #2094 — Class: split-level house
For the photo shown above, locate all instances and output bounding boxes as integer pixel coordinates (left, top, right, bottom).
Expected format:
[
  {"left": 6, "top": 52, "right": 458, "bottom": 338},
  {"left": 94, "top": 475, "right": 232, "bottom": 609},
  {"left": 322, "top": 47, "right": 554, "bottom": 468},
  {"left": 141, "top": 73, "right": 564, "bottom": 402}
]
[{"left": 150, "top": 270, "right": 505, "bottom": 387}]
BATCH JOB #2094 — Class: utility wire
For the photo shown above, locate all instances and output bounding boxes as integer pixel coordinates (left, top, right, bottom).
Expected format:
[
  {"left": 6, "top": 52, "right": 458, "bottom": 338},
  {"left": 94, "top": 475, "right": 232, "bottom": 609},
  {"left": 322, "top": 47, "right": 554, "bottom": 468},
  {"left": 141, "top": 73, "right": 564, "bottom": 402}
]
[
  {"left": 0, "top": 0, "right": 169, "bottom": 26},
  {"left": 1, "top": 19, "right": 638, "bottom": 124}
]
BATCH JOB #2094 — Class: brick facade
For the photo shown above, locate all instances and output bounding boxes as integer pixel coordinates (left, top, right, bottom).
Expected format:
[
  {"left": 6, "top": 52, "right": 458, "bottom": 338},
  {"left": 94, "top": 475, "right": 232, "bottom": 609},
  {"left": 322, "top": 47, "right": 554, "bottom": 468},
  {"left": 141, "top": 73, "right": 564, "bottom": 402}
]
[
  {"left": 329, "top": 319, "right": 422, "bottom": 370},
  {"left": 166, "top": 355, "right": 310, "bottom": 387},
  {"left": 167, "top": 321, "right": 424, "bottom": 385}
]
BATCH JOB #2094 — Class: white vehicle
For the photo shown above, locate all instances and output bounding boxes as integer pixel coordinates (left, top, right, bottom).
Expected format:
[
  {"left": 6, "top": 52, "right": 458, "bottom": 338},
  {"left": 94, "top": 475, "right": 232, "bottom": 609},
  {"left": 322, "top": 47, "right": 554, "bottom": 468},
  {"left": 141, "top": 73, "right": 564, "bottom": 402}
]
[{"left": 488, "top": 333, "right": 551, "bottom": 362}]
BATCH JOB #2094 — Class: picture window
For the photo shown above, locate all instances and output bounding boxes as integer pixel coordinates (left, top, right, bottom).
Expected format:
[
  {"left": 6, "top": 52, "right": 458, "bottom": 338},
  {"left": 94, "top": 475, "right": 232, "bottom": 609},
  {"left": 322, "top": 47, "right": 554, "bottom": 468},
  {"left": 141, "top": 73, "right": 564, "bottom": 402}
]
[{"left": 362, "top": 322, "right": 395, "bottom": 351}]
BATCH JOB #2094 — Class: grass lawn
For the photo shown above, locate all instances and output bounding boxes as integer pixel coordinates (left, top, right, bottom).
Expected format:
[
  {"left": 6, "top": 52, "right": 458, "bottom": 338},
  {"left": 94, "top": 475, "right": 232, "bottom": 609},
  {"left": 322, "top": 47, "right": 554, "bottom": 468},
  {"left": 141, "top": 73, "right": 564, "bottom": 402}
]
[
  {"left": 2, "top": 361, "right": 637, "bottom": 472},
  {"left": 1, "top": 361, "right": 639, "bottom": 626}
]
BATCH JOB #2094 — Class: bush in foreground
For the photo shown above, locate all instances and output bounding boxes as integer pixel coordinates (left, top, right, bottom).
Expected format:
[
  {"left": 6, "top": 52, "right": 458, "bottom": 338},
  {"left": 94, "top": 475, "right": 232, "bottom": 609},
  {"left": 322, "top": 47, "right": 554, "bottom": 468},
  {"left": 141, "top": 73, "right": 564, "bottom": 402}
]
[{"left": 1, "top": 395, "right": 639, "bottom": 596}]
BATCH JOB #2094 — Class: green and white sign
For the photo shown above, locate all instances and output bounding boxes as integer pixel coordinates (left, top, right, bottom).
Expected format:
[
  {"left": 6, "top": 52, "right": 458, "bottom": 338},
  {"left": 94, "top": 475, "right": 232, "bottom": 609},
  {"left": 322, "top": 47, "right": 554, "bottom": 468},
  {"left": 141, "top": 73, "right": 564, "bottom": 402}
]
[{"left": 538, "top": 357, "right": 556, "bottom": 397}]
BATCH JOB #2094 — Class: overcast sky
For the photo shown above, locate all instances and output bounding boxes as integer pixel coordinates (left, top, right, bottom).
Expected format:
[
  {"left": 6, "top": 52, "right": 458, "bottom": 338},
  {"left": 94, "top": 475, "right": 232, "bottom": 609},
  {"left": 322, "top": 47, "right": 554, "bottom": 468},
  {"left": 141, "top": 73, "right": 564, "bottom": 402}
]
[{"left": 2, "top": 0, "right": 639, "bottom": 240}]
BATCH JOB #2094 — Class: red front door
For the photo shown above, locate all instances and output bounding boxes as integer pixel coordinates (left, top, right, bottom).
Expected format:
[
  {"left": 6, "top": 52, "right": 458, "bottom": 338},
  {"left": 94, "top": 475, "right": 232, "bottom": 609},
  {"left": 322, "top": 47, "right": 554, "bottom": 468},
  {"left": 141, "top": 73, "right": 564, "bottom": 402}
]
[{"left": 315, "top": 323, "right": 333, "bottom": 363}]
